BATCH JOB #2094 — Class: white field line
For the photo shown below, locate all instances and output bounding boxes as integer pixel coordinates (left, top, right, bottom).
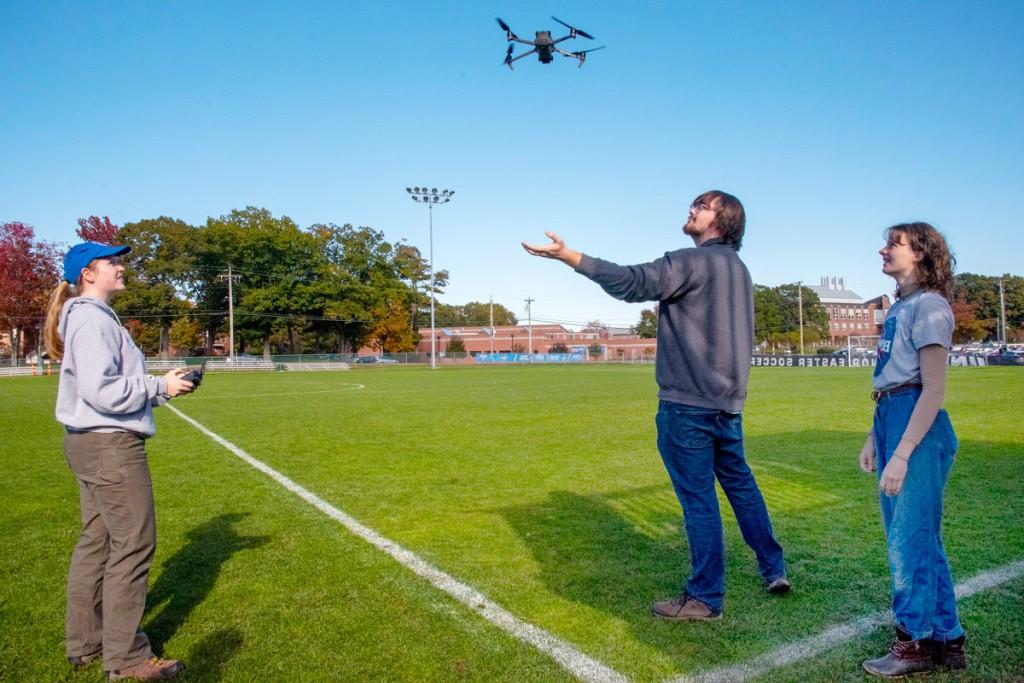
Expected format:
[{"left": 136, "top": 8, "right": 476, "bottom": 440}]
[
  {"left": 674, "top": 558, "right": 1024, "bottom": 683},
  {"left": 166, "top": 404, "right": 628, "bottom": 683}
]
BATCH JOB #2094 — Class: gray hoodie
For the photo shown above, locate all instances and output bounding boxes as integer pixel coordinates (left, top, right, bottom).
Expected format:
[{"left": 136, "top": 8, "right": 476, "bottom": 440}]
[
  {"left": 56, "top": 297, "right": 168, "bottom": 437},
  {"left": 575, "top": 239, "right": 753, "bottom": 412}
]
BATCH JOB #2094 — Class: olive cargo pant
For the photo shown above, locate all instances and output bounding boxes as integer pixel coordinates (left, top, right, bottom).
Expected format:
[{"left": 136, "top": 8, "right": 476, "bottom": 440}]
[{"left": 63, "top": 431, "right": 155, "bottom": 670}]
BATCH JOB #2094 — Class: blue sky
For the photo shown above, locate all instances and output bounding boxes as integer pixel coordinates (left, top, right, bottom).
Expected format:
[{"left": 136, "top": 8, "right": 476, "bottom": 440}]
[{"left": 2, "top": 1, "right": 1022, "bottom": 328}]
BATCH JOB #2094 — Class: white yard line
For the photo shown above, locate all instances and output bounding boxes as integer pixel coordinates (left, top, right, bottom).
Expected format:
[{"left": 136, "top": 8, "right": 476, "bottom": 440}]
[
  {"left": 166, "top": 404, "right": 628, "bottom": 683},
  {"left": 673, "top": 558, "right": 1024, "bottom": 683}
]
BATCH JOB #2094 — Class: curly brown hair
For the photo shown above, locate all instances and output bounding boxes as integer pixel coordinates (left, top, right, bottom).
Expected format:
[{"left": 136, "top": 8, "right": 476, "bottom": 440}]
[{"left": 885, "top": 222, "right": 956, "bottom": 300}]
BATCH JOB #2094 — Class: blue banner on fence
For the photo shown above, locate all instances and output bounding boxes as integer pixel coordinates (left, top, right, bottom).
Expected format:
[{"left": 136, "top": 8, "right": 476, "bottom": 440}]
[{"left": 475, "top": 353, "right": 585, "bottom": 364}]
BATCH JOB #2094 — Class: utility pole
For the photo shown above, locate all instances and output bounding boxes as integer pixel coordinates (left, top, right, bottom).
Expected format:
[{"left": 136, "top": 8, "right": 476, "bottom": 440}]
[
  {"left": 525, "top": 296, "right": 535, "bottom": 364},
  {"left": 999, "top": 277, "right": 1007, "bottom": 346},
  {"left": 797, "top": 281, "right": 805, "bottom": 355},
  {"left": 218, "top": 264, "right": 240, "bottom": 360},
  {"left": 489, "top": 296, "right": 494, "bottom": 354}
]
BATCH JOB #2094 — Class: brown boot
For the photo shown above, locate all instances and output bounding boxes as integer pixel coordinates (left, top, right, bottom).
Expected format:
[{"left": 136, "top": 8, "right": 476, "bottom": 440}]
[
  {"left": 106, "top": 656, "right": 185, "bottom": 681},
  {"left": 929, "top": 635, "right": 966, "bottom": 670},
  {"left": 862, "top": 630, "right": 933, "bottom": 678},
  {"left": 651, "top": 593, "right": 722, "bottom": 621}
]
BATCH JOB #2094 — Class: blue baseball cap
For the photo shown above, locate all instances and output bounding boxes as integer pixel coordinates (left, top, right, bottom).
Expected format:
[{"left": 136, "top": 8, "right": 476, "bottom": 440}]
[{"left": 63, "top": 242, "right": 131, "bottom": 284}]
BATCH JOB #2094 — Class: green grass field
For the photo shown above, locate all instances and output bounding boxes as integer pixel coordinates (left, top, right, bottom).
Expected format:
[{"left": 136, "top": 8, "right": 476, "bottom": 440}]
[{"left": 2, "top": 366, "right": 1022, "bottom": 682}]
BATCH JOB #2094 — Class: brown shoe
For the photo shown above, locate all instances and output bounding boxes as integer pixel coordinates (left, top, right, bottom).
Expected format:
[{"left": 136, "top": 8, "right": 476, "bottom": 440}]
[
  {"left": 929, "top": 635, "right": 966, "bottom": 670},
  {"left": 862, "top": 632, "right": 932, "bottom": 678},
  {"left": 651, "top": 593, "right": 722, "bottom": 621},
  {"left": 106, "top": 657, "right": 185, "bottom": 681}
]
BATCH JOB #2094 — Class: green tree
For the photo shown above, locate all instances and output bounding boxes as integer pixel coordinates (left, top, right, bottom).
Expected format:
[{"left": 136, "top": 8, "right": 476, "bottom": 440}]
[
  {"left": 192, "top": 208, "right": 325, "bottom": 356},
  {"left": 634, "top": 308, "right": 657, "bottom": 338},
  {"left": 114, "top": 217, "right": 197, "bottom": 357},
  {"left": 447, "top": 336, "right": 466, "bottom": 353},
  {"left": 752, "top": 283, "right": 829, "bottom": 351},
  {"left": 753, "top": 285, "right": 785, "bottom": 346},
  {"left": 433, "top": 301, "right": 517, "bottom": 327},
  {"left": 549, "top": 342, "right": 569, "bottom": 353}
]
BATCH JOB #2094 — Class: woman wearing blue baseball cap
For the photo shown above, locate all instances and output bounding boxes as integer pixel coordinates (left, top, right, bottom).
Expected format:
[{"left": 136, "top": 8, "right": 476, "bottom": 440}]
[{"left": 43, "top": 241, "right": 193, "bottom": 681}]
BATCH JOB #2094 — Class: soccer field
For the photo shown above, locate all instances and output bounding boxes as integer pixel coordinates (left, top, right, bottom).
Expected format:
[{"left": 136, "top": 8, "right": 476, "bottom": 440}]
[{"left": 2, "top": 366, "right": 1022, "bottom": 682}]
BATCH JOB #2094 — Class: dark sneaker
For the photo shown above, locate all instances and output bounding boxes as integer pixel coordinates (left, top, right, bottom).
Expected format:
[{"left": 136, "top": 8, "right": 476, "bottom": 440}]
[
  {"left": 106, "top": 657, "right": 185, "bottom": 681},
  {"left": 651, "top": 593, "right": 722, "bottom": 621},
  {"left": 929, "top": 635, "right": 966, "bottom": 670},
  {"left": 68, "top": 650, "right": 101, "bottom": 668},
  {"left": 863, "top": 633, "right": 932, "bottom": 678},
  {"left": 765, "top": 576, "right": 791, "bottom": 594}
]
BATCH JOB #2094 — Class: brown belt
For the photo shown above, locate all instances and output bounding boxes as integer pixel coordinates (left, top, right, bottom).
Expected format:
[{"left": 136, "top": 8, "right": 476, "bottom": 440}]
[{"left": 871, "top": 382, "right": 922, "bottom": 402}]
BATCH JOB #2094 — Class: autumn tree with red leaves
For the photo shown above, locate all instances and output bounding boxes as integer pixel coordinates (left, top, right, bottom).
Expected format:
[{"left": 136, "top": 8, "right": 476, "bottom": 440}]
[
  {"left": 76, "top": 216, "right": 119, "bottom": 245},
  {"left": 0, "top": 222, "right": 62, "bottom": 364}
]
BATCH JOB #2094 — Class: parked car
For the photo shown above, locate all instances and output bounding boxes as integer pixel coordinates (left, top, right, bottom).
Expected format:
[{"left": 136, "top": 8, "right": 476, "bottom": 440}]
[{"left": 354, "top": 356, "right": 398, "bottom": 365}]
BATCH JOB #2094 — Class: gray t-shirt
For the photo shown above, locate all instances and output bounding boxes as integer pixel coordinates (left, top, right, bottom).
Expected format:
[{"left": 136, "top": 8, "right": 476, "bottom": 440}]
[{"left": 873, "top": 290, "right": 953, "bottom": 391}]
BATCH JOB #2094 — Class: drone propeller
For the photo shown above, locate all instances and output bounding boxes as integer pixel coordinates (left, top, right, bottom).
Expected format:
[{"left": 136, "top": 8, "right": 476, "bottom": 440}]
[
  {"left": 496, "top": 17, "right": 518, "bottom": 40},
  {"left": 572, "top": 46, "right": 606, "bottom": 56},
  {"left": 551, "top": 16, "right": 594, "bottom": 40}
]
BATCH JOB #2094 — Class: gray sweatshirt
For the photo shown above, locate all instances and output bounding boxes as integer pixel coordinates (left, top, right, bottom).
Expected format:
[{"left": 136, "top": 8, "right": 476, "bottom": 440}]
[
  {"left": 575, "top": 239, "right": 753, "bottom": 412},
  {"left": 56, "top": 296, "right": 168, "bottom": 437}
]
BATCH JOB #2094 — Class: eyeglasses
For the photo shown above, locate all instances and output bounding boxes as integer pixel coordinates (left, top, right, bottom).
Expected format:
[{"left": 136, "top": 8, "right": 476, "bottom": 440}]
[{"left": 690, "top": 201, "right": 713, "bottom": 213}]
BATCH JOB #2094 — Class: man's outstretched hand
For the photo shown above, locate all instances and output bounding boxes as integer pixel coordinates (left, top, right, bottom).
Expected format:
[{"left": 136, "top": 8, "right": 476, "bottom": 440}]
[{"left": 521, "top": 231, "right": 582, "bottom": 268}]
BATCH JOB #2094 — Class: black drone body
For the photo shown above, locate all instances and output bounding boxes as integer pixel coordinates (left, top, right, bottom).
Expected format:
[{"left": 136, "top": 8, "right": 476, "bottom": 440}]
[{"left": 496, "top": 16, "right": 605, "bottom": 70}]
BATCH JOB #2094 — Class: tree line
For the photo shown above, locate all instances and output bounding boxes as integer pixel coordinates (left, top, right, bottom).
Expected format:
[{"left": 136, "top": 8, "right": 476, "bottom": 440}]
[{"left": 1, "top": 209, "right": 519, "bottom": 362}]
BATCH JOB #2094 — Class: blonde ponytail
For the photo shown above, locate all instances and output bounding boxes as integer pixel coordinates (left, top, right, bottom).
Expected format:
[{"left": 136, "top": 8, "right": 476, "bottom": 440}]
[{"left": 44, "top": 281, "right": 75, "bottom": 360}]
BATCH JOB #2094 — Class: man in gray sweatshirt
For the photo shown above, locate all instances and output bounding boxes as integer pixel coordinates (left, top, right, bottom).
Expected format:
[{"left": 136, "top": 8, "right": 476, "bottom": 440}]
[{"left": 523, "top": 190, "right": 788, "bottom": 620}]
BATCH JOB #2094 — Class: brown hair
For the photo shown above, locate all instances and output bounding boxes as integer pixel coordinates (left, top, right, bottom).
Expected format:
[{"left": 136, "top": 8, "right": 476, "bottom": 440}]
[
  {"left": 885, "top": 222, "right": 956, "bottom": 300},
  {"left": 694, "top": 190, "right": 745, "bottom": 251},
  {"left": 44, "top": 282, "right": 75, "bottom": 360}
]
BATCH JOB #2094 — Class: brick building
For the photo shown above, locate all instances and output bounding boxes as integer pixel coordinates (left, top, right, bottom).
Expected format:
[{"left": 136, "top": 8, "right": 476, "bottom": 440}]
[
  {"left": 412, "top": 322, "right": 657, "bottom": 360},
  {"left": 807, "top": 276, "right": 891, "bottom": 346}
]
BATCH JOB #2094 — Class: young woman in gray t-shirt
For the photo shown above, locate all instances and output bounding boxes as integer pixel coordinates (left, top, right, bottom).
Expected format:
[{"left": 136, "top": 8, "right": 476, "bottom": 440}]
[{"left": 858, "top": 222, "right": 965, "bottom": 678}]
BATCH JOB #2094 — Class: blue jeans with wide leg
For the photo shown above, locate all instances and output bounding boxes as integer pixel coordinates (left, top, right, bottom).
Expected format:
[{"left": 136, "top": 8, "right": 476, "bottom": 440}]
[
  {"left": 655, "top": 400, "right": 786, "bottom": 611},
  {"left": 873, "top": 389, "right": 964, "bottom": 641}
]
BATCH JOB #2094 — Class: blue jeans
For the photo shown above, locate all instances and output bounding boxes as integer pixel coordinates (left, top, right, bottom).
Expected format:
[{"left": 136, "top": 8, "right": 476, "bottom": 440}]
[
  {"left": 874, "top": 390, "right": 964, "bottom": 641},
  {"left": 655, "top": 400, "right": 786, "bottom": 610}
]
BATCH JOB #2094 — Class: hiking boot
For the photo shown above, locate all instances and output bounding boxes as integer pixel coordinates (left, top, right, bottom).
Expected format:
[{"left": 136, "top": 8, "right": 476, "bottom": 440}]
[
  {"left": 765, "top": 576, "right": 791, "bottom": 595},
  {"left": 929, "top": 635, "right": 966, "bottom": 670},
  {"left": 106, "top": 657, "right": 185, "bottom": 681},
  {"left": 68, "top": 650, "right": 101, "bottom": 668},
  {"left": 651, "top": 593, "right": 722, "bottom": 621},
  {"left": 862, "top": 629, "right": 932, "bottom": 678}
]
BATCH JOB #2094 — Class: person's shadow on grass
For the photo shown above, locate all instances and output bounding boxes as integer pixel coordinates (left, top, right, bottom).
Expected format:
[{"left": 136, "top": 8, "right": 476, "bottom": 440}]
[
  {"left": 144, "top": 513, "right": 268, "bottom": 654},
  {"left": 185, "top": 627, "right": 244, "bottom": 681},
  {"left": 499, "top": 486, "right": 683, "bottom": 625}
]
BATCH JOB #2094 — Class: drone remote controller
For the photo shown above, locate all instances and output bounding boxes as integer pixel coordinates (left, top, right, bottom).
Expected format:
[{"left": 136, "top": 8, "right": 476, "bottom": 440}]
[{"left": 180, "top": 360, "right": 206, "bottom": 388}]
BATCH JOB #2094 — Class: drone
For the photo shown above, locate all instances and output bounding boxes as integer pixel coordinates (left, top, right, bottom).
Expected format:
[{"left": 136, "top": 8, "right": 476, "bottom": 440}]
[{"left": 496, "top": 16, "right": 605, "bottom": 69}]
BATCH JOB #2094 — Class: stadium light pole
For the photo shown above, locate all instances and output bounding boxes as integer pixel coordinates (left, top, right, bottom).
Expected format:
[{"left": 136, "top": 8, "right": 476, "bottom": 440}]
[{"left": 406, "top": 186, "right": 454, "bottom": 369}]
